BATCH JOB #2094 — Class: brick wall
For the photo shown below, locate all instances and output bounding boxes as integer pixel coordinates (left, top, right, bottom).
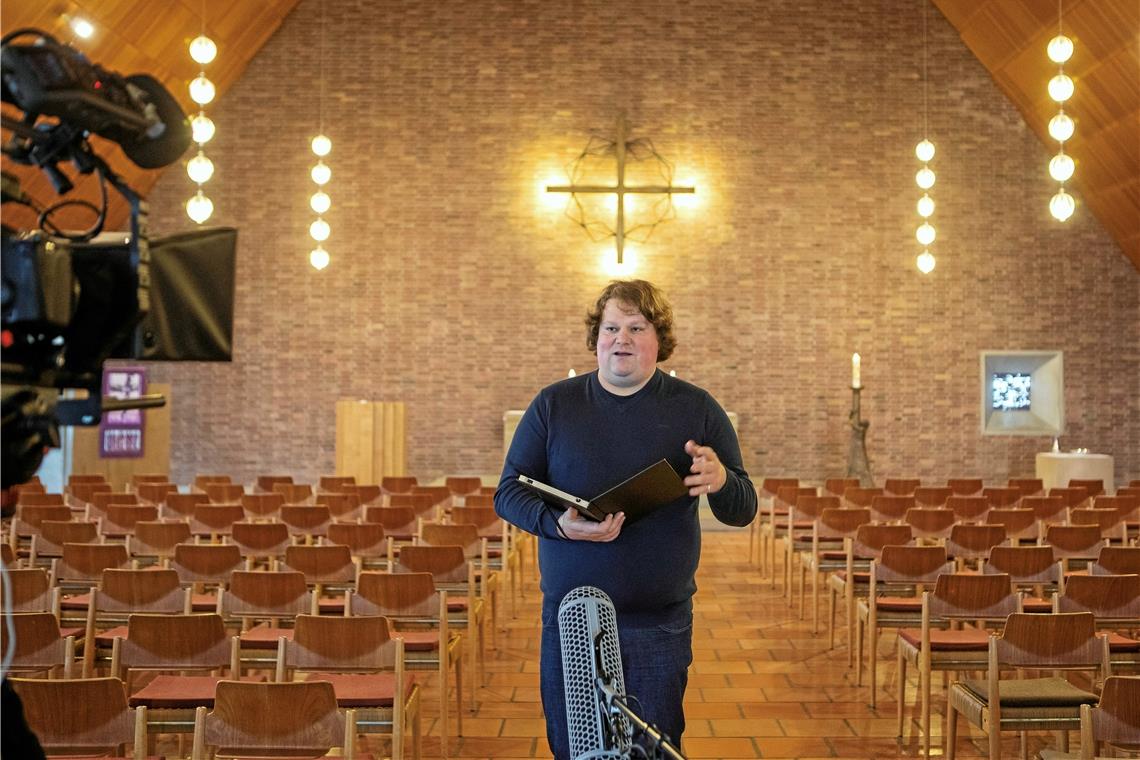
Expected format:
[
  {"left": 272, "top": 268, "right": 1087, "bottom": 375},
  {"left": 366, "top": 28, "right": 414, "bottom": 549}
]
[{"left": 139, "top": 0, "right": 1140, "bottom": 488}]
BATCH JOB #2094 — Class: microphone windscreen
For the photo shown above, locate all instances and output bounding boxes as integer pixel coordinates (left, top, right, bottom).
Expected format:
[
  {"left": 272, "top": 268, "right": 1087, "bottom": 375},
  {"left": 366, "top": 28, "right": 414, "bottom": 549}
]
[
  {"left": 558, "top": 586, "right": 627, "bottom": 760},
  {"left": 121, "top": 74, "right": 192, "bottom": 169}
]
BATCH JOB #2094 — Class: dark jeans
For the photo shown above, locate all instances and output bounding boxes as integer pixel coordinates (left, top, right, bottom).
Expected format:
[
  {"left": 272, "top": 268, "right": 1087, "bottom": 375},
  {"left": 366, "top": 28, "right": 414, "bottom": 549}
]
[{"left": 540, "top": 606, "right": 693, "bottom": 760}]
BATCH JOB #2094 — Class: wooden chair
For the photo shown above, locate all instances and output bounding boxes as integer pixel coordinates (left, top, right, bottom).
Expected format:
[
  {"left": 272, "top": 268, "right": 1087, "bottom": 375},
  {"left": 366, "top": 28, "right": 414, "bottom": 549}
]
[
  {"left": 410, "top": 486, "right": 451, "bottom": 511},
  {"left": 915, "top": 487, "right": 954, "bottom": 509},
  {"left": 395, "top": 544, "right": 486, "bottom": 706},
  {"left": 1022, "top": 495, "right": 1068, "bottom": 528},
  {"left": 7, "top": 504, "right": 73, "bottom": 555},
  {"left": 89, "top": 491, "right": 140, "bottom": 518},
  {"left": 382, "top": 476, "right": 419, "bottom": 494},
  {"left": 347, "top": 484, "right": 383, "bottom": 507},
  {"left": 326, "top": 522, "right": 389, "bottom": 571},
  {"left": 895, "top": 572, "right": 1022, "bottom": 757},
  {"left": 843, "top": 486, "right": 884, "bottom": 509},
  {"left": 82, "top": 567, "right": 191, "bottom": 676},
  {"left": 189, "top": 504, "right": 245, "bottom": 542},
  {"left": 1090, "top": 545, "right": 1140, "bottom": 576},
  {"left": 983, "top": 545, "right": 1063, "bottom": 613},
  {"left": 983, "top": 487, "right": 1022, "bottom": 509},
  {"left": 445, "top": 476, "right": 483, "bottom": 499},
  {"left": 1044, "top": 524, "right": 1107, "bottom": 573},
  {"left": 948, "top": 496, "right": 991, "bottom": 523},
  {"left": 1062, "top": 675, "right": 1140, "bottom": 759},
  {"left": 16, "top": 491, "right": 61, "bottom": 507},
  {"left": 760, "top": 485, "right": 816, "bottom": 588},
  {"left": 280, "top": 505, "right": 332, "bottom": 544},
  {"left": 947, "top": 478, "right": 984, "bottom": 496},
  {"left": 823, "top": 478, "right": 860, "bottom": 498},
  {"left": 230, "top": 521, "right": 291, "bottom": 569},
  {"left": 193, "top": 474, "right": 232, "bottom": 491},
  {"left": 885, "top": 478, "right": 921, "bottom": 496},
  {"left": 826, "top": 520, "right": 911, "bottom": 659},
  {"left": 129, "top": 520, "right": 192, "bottom": 567},
  {"left": 99, "top": 504, "right": 160, "bottom": 542},
  {"left": 365, "top": 506, "right": 418, "bottom": 544},
  {"left": 987, "top": 508, "right": 1038, "bottom": 545},
  {"left": 240, "top": 492, "right": 285, "bottom": 522},
  {"left": 275, "top": 614, "right": 421, "bottom": 760},
  {"left": 389, "top": 493, "right": 441, "bottom": 522},
  {"left": 114, "top": 612, "right": 241, "bottom": 740},
  {"left": 274, "top": 482, "right": 315, "bottom": 505},
  {"left": 871, "top": 495, "right": 916, "bottom": 524},
  {"left": 349, "top": 571, "right": 463, "bottom": 752},
  {"left": 795, "top": 505, "right": 867, "bottom": 634},
  {"left": 163, "top": 492, "right": 211, "bottom": 521},
  {"left": 1007, "top": 478, "right": 1044, "bottom": 498},
  {"left": 856, "top": 544, "right": 955, "bottom": 708},
  {"left": 319, "top": 475, "right": 357, "bottom": 493},
  {"left": 27, "top": 519, "right": 100, "bottom": 567},
  {"left": 419, "top": 523, "right": 499, "bottom": 639},
  {"left": 316, "top": 492, "right": 363, "bottom": 523},
  {"left": 52, "top": 542, "right": 131, "bottom": 618},
  {"left": 205, "top": 483, "right": 246, "bottom": 504},
  {"left": 3, "top": 567, "right": 60, "bottom": 615},
  {"left": 1069, "top": 507, "right": 1128, "bottom": 545},
  {"left": 9, "top": 676, "right": 147, "bottom": 759},
  {"left": 1097, "top": 495, "right": 1140, "bottom": 541},
  {"left": 904, "top": 508, "right": 957, "bottom": 545},
  {"left": 945, "top": 612, "right": 1110, "bottom": 760},
  {"left": 0, "top": 611, "right": 77, "bottom": 677},
  {"left": 283, "top": 543, "right": 358, "bottom": 614},
  {"left": 220, "top": 570, "right": 316, "bottom": 673},
  {"left": 1051, "top": 487, "right": 1093, "bottom": 511},
  {"left": 67, "top": 480, "right": 111, "bottom": 509},
  {"left": 136, "top": 481, "right": 178, "bottom": 505},
  {"left": 1068, "top": 479, "right": 1105, "bottom": 498},
  {"left": 190, "top": 680, "right": 358, "bottom": 760},
  {"left": 945, "top": 523, "right": 1009, "bottom": 571},
  {"left": 749, "top": 477, "right": 799, "bottom": 567},
  {"left": 172, "top": 542, "right": 244, "bottom": 611},
  {"left": 784, "top": 494, "right": 839, "bottom": 608},
  {"left": 256, "top": 474, "right": 293, "bottom": 493},
  {"left": 1054, "top": 573, "right": 1140, "bottom": 672},
  {"left": 463, "top": 493, "right": 495, "bottom": 508}
]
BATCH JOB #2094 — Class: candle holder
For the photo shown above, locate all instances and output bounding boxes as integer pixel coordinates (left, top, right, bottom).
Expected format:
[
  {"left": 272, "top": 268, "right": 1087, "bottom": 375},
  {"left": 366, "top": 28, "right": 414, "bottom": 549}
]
[{"left": 847, "top": 385, "right": 874, "bottom": 487}]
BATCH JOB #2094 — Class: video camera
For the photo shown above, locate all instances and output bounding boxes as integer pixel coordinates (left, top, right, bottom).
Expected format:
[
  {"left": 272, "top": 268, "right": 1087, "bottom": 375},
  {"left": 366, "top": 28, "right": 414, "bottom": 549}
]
[{"left": 2, "top": 29, "right": 236, "bottom": 490}]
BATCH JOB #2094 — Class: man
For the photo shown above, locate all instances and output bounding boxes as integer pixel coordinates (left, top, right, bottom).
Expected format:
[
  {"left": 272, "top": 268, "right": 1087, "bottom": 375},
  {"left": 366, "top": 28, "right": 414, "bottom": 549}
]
[{"left": 495, "top": 279, "right": 756, "bottom": 759}]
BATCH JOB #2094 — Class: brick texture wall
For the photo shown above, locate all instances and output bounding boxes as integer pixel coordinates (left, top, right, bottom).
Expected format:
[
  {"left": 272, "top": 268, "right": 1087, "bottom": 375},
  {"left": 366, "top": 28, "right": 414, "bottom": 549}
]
[{"left": 139, "top": 0, "right": 1140, "bottom": 488}]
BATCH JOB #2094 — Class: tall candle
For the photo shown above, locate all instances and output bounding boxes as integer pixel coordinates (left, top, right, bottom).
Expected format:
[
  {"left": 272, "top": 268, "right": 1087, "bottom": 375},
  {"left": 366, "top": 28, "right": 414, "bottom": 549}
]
[{"left": 852, "top": 353, "right": 861, "bottom": 388}]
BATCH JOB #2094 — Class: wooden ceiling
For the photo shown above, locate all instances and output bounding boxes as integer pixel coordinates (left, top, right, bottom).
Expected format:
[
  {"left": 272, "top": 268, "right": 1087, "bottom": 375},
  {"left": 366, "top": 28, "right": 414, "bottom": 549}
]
[
  {"left": 1, "top": 0, "right": 300, "bottom": 233},
  {"left": 932, "top": 0, "right": 1140, "bottom": 271},
  {"left": 3, "top": 1, "right": 1137, "bottom": 270}
]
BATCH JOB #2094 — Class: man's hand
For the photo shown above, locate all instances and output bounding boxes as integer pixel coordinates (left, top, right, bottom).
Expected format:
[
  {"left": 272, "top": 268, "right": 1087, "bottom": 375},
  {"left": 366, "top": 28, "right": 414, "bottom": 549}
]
[
  {"left": 684, "top": 439, "right": 727, "bottom": 497},
  {"left": 558, "top": 507, "right": 624, "bottom": 541}
]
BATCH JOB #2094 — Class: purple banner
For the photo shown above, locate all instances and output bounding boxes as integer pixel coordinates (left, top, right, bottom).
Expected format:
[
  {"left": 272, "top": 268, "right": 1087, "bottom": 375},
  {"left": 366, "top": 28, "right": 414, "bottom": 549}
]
[{"left": 100, "top": 367, "right": 147, "bottom": 458}]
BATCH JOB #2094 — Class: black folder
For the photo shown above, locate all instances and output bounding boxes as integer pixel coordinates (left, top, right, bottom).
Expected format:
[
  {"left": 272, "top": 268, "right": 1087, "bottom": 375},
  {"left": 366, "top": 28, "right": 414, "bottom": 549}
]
[{"left": 517, "top": 459, "right": 688, "bottom": 524}]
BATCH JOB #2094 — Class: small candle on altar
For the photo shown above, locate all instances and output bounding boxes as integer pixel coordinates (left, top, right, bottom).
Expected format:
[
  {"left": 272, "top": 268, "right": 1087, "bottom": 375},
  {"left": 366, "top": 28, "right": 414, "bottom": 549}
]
[
  {"left": 568, "top": 368, "right": 576, "bottom": 378},
  {"left": 852, "top": 353, "right": 861, "bottom": 388}
]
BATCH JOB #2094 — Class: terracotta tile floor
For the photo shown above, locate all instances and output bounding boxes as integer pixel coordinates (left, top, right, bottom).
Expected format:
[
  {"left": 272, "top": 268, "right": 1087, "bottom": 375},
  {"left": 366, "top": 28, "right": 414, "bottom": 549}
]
[{"left": 370, "top": 529, "right": 1075, "bottom": 760}]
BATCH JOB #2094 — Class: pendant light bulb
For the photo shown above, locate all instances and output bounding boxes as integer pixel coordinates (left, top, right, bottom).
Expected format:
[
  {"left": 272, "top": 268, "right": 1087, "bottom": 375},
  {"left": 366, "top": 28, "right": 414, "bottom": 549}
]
[
  {"left": 1049, "top": 189, "right": 1075, "bottom": 221},
  {"left": 186, "top": 152, "right": 214, "bottom": 184},
  {"left": 915, "top": 167, "right": 936, "bottom": 190},
  {"left": 191, "top": 113, "right": 216, "bottom": 144},
  {"left": 1049, "top": 152, "right": 1075, "bottom": 182},
  {"left": 186, "top": 191, "right": 214, "bottom": 224},
  {"left": 311, "top": 162, "right": 331, "bottom": 185},
  {"left": 311, "top": 134, "right": 332, "bottom": 157},
  {"left": 916, "top": 250, "right": 936, "bottom": 274},
  {"left": 915, "top": 139, "right": 935, "bottom": 163},
  {"left": 310, "top": 191, "right": 331, "bottom": 214},
  {"left": 916, "top": 222, "right": 936, "bottom": 246},
  {"left": 1048, "top": 73, "right": 1074, "bottom": 103},
  {"left": 916, "top": 194, "right": 935, "bottom": 218},
  {"left": 310, "top": 246, "right": 330, "bottom": 270},
  {"left": 189, "top": 35, "right": 217, "bottom": 65},
  {"left": 1048, "top": 112, "right": 1075, "bottom": 142},
  {"left": 1047, "top": 34, "right": 1073, "bottom": 64},
  {"left": 189, "top": 75, "right": 216, "bottom": 105},
  {"left": 309, "top": 218, "right": 330, "bottom": 242}
]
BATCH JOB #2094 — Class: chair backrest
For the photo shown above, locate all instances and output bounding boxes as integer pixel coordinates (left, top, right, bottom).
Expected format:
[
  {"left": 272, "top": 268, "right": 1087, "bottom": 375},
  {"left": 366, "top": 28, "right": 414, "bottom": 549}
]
[
  {"left": 69, "top": 474, "right": 107, "bottom": 485},
  {"left": 984, "top": 545, "right": 1062, "bottom": 586},
  {"left": 1081, "top": 676, "right": 1140, "bottom": 757},
  {"left": 449, "top": 506, "right": 505, "bottom": 536},
  {"left": 256, "top": 475, "right": 293, "bottom": 492},
  {"left": 913, "top": 486, "right": 953, "bottom": 508},
  {"left": 326, "top": 522, "right": 388, "bottom": 558},
  {"left": 945, "top": 523, "right": 1008, "bottom": 562},
  {"left": 982, "top": 486, "right": 1021, "bottom": 508},
  {"left": 1007, "top": 478, "right": 1044, "bottom": 498},
  {"left": 273, "top": 483, "right": 314, "bottom": 505},
  {"left": 1044, "top": 524, "right": 1107, "bottom": 560},
  {"left": 353, "top": 571, "right": 441, "bottom": 618},
  {"left": 130, "top": 521, "right": 193, "bottom": 561},
  {"left": 903, "top": 508, "right": 956, "bottom": 540},
  {"left": 56, "top": 542, "right": 130, "bottom": 585},
  {"left": 240, "top": 492, "right": 285, "bottom": 520},
  {"left": 93, "top": 568, "right": 187, "bottom": 614},
  {"left": 389, "top": 492, "right": 440, "bottom": 516},
  {"left": 884, "top": 478, "right": 920, "bottom": 496},
  {"left": 364, "top": 506, "right": 417, "bottom": 536},
  {"left": 190, "top": 504, "right": 245, "bottom": 536},
  {"left": 1091, "top": 546, "right": 1140, "bottom": 576},
  {"left": 1069, "top": 507, "right": 1126, "bottom": 540},
  {"left": 873, "top": 544, "right": 954, "bottom": 585},
  {"left": 118, "top": 613, "right": 232, "bottom": 671},
  {"left": 202, "top": 680, "right": 347, "bottom": 757},
  {"left": 347, "top": 484, "right": 382, "bottom": 506},
  {"left": 792, "top": 495, "right": 840, "bottom": 522},
  {"left": 395, "top": 544, "right": 468, "bottom": 584},
  {"left": 815, "top": 507, "right": 871, "bottom": 541},
  {"left": 230, "top": 521, "right": 291, "bottom": 559},
  {"left": 101, "top": 504, "right": 160, "bottom": 535},
  {"left": 1051, "top": 486, "right": 1092, "bottom": 509},
  {"left": 319, "top": 475, "right": 356, "bottom": 492},
  {"left": 1056, "top": 573, "right": 1140, "bottom": 621},
  {"left": 1068, "top": 478, "right": 1105, "bottom": 498},
  {"left": 774, "top": 486, "right": 816, "bottom": 513},
  {"left": 205, "top": 483, "right": 246, "bottom": 503},
  {"left": 381, "top": 476, "right": 419, "bottom": 494},
  {"left": 1096, "top": 495, "right": 1140, "bottom": 521},
  {"left": 283, "top": 544, "right": 356, "bottom": 584},
  {"left": 280, "top": 505, "right": 332, "bottom": 538},
  {"left": 926, "top": 572, "right": 1021, "bottom": 620},
  {"left": 136, "top": 482, "right": 179, "bottom": 505},
  {"left": 4, "top": 568, "right": 54, "bottom": 612},
  {"left": 946, "top": 478, "right": 983, "bottom": 496},
  {"left": 315, "top": 492, "right": 362, "bottom": 521},
  {"left": 164, "top": 492, "right": 211, "bottom": 519},
  {"left": 222, "top": 570, "right": 313, "bottom": 620},
  {"left": 986, "top": 507, "right": 1038, "bottom": 540},
  {"left": 69, "top": 481, "right": 111, "bottom": 506},
  {"left": 843, "top": 486, "right": 883, "bottom": 509},
  {"left": 870, "top": 495, "right": 915, "bottom": 523},
  {"left": 946, "top": 495, "right": 990, "bottom": 522},
  {"left": 1, "top": 612, "right": 73, "bottom": 674},
  {"left": 995, "top": 612, "right": 1105, "bottom": 669},
  {"left": 823, "top": 478, "right": 860, "bottom": 497},
  {"left": 280, "top": 614, "right": 397, "bottom": 673},
  {"left": 194, "top": 474, "right": 232, "bottom": 491},
  {"left": 1022, "top": 495, "right": 1067, "bottom": 523},
  {"left": 9, "top": 677, "right": 140, "bottom": 756},
  {"left": 463, "top": 493, "right": 495, "bottom": 509},
  {"left": 850, "top": 523, "right": 913, "bottom": 559},
  {"left": 445, "top": 476, "right": 483, "bottom": 496},
  {"left": 411, "top": 485, "right": 452, "bottom": 506},
  {"left": 420, "top": 523, "right": 483, "bottom": 559},
  {"left": 171, "top": 543, "right": 243, "bottom": 585},
  {"left": 90, "top": 492, "right": 140, "bottom": 513},
  {"left": 11, "top": 504, "right": 72, "bottom": 533},
  {"left": 30, "top": 520, "right": 100, "bottom": 561},
  {"left": 15, "top": 492, "right": 66, "bottom": 507}
]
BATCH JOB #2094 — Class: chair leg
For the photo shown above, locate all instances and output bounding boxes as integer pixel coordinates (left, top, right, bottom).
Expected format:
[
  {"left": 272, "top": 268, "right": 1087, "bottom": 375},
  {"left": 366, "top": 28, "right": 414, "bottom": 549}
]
[
  {"left": 812, "top": 567, "right": 820, "bottom": 633},
  {"left": 946, "top": 699, "right": 957, "bottom": 760},
  {"left": 869, "top": 627, "right": 878, "bottom": 708},
  {"left": 896, "top": 647, "right": 906, "bottom": 738},
  {"left": 827, "top": 587, "right": 836, "bottom": 650},
  {"left": 855, "top": 618, "right": 865, "bottom": 685},
  {"left": 921, "top": 662, "right": 931, "bottom": 759},
  {"left": 988, "top": 719, "right": 1001, "bottom": 760}
]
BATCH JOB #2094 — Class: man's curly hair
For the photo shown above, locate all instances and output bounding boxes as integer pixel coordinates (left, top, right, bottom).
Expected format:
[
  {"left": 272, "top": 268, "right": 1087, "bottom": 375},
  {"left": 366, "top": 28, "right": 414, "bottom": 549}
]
[{"left": 584, "top": 279, "right": 677, "bottom": 362}]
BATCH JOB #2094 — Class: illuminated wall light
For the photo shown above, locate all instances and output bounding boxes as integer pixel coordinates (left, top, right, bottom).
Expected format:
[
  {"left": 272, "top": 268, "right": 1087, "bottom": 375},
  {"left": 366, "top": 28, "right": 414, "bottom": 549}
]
[
  {"left": 1047, "top": 34, "right": 1073, "bottom": 64},
  {"left": 916, "top": 194, "right": 935, "bottom": 218},
  {"left": 1049, "top": 189, "right": 1075, "bottom": 221},
  {"left": 309, "top": 218, "right": 330, "bottom": 242},
  {"left": 1048, "top": 112, "right": 1074, "bottom": 142},
  {"left": 311, "top": 134, "right": 332, "bottom": 156},
  {"left": 1047, "top": 73, "right": 1074, "bottom": 103}
]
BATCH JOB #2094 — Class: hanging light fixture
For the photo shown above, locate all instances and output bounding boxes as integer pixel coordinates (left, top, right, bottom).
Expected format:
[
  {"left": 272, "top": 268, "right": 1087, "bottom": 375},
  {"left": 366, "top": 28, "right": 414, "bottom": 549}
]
[
  {"left": 913, "top": 0, "right": 936, "bottom": 274},
  {"left": 185, "top": 3, "right": 216, "bottom": 224},
  {"left": 309, "top": 0, "right": 331, "bottom": 270},
  {"left": 1047, "top": 0, "right": 1076, "bottom": 222}
]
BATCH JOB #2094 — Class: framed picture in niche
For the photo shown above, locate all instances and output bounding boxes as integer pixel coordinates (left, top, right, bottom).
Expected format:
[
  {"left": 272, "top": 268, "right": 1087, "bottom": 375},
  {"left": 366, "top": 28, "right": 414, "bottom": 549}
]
[{"left": 979, "top": 351, "right": 1063, "bottom": 436}]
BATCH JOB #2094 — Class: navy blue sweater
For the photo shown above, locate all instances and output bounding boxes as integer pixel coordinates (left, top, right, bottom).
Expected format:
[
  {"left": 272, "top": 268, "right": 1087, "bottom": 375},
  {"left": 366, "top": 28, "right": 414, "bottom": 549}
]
[{"left": 495, "top": 369, "right": 756, "bottom": 625}]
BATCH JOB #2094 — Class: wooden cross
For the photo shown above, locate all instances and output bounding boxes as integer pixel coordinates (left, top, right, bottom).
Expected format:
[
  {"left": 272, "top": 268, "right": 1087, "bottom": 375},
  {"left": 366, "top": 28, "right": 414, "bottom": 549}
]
[{"left": 546, "top": 114, "right": 694, "bottom": 264}]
